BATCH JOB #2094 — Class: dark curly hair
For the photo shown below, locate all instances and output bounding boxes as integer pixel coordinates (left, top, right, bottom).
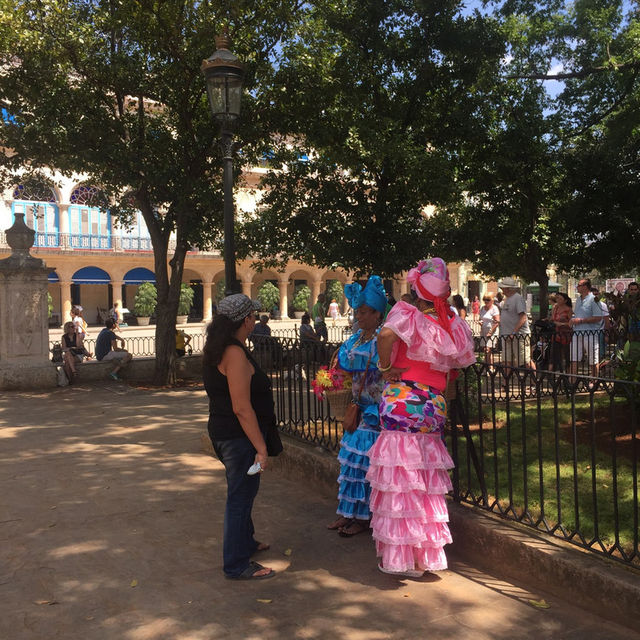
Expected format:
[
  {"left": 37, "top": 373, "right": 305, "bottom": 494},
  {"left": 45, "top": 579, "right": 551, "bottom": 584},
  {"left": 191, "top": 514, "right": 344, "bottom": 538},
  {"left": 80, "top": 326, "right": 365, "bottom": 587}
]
[{"left": 203, "top": 314, "right": 245, "bottom": 366}]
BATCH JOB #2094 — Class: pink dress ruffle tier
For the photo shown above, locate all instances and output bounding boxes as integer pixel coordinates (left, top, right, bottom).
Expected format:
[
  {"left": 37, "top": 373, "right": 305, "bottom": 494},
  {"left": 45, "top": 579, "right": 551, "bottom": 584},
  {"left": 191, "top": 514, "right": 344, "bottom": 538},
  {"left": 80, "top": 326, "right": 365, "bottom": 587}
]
[
  {"left": 385, "top": 302, "right": 476, "bottom": 372},
  {"left": 366, "top": 430, "right": 454, "bottom": 573}
]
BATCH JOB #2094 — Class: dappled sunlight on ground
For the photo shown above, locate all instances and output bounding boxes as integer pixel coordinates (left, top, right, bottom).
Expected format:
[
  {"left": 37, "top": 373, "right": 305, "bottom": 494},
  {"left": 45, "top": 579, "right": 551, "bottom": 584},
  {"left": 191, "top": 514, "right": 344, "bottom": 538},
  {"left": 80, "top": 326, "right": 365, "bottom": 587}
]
[{"left": 1, "top": 385, "right": 637, "bottom": 640}]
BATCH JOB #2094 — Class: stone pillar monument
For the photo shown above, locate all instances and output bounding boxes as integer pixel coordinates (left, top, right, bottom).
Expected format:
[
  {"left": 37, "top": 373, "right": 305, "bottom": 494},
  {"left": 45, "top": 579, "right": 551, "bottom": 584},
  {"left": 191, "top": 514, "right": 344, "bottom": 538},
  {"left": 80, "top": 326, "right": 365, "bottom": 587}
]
[{"left": 0, "top": 214, "right": 57, "bottom": 389}]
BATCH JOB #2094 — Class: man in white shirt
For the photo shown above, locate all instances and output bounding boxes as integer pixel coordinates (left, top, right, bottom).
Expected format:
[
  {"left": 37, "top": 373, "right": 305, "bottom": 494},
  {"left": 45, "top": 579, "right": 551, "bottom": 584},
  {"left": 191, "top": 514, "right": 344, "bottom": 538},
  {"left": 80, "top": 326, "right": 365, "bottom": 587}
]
[
  {"left": 570, "top": 278, "right": 603, "bottom": 378},
  {"left": 498, "top": 277, "right": 534, "bottom": 373}
]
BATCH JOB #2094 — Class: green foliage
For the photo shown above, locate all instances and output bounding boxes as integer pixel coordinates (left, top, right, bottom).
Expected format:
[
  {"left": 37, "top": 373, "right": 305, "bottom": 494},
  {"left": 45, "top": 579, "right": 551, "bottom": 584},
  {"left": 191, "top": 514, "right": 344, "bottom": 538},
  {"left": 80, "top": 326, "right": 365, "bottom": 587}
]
[
  {"left": 237, "top": 0, "right": 506, "bottom": 277},
  {"left": 257, "top": 281, "right": 280, "bottom": 312},
  {"left": 178, "top": 284, "right": 195, "bottom": 316},
  {"left": 215, "top": 281, "right": 226, "bottom": 303},
  {"left": 133, "top": 282, "right": 157, "bottom": 317},
  {"left": 47, "top": 292, "right": 52, "bottom": 319},
  {"left": 456, "top": 388, "right": 638, "bottom": 555},
  {"left": 292, "top": 284, "right": 311, "bottom": 312},
  {"left": 326, "top": 280, "right": 344, "bottom": 305}
]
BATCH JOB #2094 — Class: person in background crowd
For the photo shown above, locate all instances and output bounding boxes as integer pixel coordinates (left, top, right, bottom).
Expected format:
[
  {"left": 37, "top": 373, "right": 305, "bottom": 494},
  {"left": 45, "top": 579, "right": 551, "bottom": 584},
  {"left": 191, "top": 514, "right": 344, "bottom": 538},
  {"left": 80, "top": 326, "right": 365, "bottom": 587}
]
[
  {"left": 71, "top": 306, "right": 91, "bottom": 355},
  {"left": 451, "top": 294, "right": 467, "bottom": 320},
  {"left": 550, "top": 292, "right": 572, "bottom": 372},
  {"left": 175, "top": 329, "right": 192, "bottom": 357},
  {"left": 328, "top": 298, "right": 340, "bottom": 326},
  {"left": 471, "top": 295, "right": 480, "bottom": 330},
  {"left": 367, "top": 258, "right": 475, "bottom": 576},
  {"left": 479, "top": 293, "right": 500, "bottom": 371},
  {"left": 109, "top": 302, "right": 122, "bottom": 324},
  {"left": 620, "top": 282, "right": 640, "bottom": 368},
  {"left": 61, "top": 321, "right": 91, "bottom": 382},
  {"left": 327, "top": 276, "right": 387, "bottom": 537},
  {"left": 300, "top": 313, "right": 320, "bottom": 342},
  {"left": 498, "top": 277, "right": 534, "bottom": 378},
  {"left": 251, "top": 314, "right": 272, "bottom": 338},
  {"left": 95, "top": 318, "right": 132, "bottom": 381},
  {"left": 202, "top": 294, "right": 275, "bottom": 580},
  {"left": 312, "top": 294, "right": 328, "bottom": 342},
  {"left": 569, "top": 278, "right": 603, "bottom": 380}
]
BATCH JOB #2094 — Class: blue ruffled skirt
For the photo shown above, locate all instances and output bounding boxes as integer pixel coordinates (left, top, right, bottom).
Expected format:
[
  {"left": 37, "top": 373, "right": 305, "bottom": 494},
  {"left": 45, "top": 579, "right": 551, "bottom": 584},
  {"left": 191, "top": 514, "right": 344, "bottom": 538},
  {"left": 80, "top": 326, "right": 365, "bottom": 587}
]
[{"left": 336, "top": 426, "right": 380, "bottom": 520}]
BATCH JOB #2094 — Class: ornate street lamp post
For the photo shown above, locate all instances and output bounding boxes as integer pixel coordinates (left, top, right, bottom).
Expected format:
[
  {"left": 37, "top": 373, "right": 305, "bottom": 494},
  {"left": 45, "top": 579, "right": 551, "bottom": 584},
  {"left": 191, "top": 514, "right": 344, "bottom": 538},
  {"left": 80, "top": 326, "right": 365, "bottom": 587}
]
[{"left": 201, "top": 32, "right": 244, "bottom": 296}]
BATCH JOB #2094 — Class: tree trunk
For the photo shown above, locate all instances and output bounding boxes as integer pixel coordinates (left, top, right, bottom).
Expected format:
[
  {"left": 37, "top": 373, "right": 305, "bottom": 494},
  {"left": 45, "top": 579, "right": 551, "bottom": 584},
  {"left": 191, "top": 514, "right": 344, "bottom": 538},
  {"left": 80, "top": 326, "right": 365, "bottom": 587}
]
[
  {"left": 137, "top": 194, "right": 188, "bottom": 386},
  {"left": 537, "top": 270, "right": 550, "bottom": 320}
]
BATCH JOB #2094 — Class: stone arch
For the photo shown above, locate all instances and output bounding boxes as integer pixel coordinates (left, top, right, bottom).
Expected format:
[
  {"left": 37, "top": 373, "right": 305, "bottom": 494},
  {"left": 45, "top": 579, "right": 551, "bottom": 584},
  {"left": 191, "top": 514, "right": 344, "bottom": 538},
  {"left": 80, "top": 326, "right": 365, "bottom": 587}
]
[
  {"left": 10, "top": 176, "right": 60, "bottom": 246},
  {"left": 67, "top": 183, "right": 112, "bottom": 249},
  {"left": 251, "top": 269, "right": 280, "bottom": 301},
  {"left": 71, "top": 265, "right": 111, "bottom": 324},
  {"left": 287, "top": 268, "right": 314, "bottom": 314}
]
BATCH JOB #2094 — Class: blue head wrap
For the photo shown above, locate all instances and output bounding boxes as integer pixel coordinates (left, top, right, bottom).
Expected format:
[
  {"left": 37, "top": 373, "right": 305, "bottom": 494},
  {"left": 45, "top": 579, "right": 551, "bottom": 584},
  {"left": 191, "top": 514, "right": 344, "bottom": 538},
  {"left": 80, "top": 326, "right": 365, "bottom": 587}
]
[{"left": 344, "top": 275, "right": 387, "bottom": 314}]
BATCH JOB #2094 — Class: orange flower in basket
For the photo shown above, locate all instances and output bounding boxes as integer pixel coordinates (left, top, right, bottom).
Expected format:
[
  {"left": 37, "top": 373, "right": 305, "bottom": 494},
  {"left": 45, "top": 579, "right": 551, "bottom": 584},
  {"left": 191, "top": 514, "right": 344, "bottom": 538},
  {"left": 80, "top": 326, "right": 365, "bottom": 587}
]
[{"left": 312, "top": 366, "right": 352, "bottom": 399}]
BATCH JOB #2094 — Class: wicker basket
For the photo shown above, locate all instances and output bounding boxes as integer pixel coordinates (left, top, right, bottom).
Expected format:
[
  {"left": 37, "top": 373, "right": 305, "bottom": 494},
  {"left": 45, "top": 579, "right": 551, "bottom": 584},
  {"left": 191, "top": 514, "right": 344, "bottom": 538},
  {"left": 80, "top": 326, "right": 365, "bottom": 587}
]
[{"left": 325, "top": 388, "right": 353, "bottom": 422}]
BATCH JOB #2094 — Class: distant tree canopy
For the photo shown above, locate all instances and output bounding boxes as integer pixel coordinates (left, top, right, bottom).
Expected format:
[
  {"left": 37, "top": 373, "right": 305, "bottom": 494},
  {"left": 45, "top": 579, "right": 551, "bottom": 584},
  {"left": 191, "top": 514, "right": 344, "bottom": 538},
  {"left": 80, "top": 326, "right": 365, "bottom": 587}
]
[
  {"left": 239, "top": 0, "right": 639, "bottom": 294},
  {"left": 237, "top": 0, "right": 505, "bottom": 277},
  {"left": 0, "top": 0, "right": 302, "bottom": 382}
]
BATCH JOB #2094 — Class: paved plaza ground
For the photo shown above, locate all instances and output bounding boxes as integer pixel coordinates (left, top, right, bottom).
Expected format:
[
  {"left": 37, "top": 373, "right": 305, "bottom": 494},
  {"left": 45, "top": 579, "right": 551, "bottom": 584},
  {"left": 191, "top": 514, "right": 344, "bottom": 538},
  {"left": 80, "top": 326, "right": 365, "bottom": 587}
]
[{"left": 1, "top": 384, "right": 637, "bottom": 640}]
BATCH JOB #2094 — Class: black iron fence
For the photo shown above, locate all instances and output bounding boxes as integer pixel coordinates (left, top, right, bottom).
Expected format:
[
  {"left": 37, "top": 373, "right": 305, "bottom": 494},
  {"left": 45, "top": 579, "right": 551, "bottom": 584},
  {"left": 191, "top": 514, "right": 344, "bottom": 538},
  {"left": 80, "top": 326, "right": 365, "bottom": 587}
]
[
  {"left": 47, "top": 329, "right": 639, "bottom": 569},
  {"left": 249, "top": 336, "right": 639, "bottom": 570}
]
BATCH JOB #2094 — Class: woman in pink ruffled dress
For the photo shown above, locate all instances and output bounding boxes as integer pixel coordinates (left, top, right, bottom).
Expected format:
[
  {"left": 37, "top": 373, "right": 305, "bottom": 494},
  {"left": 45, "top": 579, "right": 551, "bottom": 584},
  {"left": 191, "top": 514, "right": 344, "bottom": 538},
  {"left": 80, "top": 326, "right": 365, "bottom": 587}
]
[{"left": 366, "top": 258, "right": 475, "bottom": 577}]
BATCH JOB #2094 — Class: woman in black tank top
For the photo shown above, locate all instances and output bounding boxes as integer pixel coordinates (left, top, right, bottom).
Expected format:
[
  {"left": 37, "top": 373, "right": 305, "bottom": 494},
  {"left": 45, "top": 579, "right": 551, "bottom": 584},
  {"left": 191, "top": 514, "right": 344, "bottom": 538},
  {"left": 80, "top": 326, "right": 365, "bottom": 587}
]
[{"left": 202, "top": 294, "right": 276, "bottom": 580}]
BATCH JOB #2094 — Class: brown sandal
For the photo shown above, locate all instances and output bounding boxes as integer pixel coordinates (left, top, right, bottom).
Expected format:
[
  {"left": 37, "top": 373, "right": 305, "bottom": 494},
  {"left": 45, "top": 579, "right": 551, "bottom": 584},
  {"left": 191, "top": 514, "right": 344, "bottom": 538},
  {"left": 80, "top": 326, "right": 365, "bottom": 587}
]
[
  {"left": 327, "top": 516, "right": 352, "bottom": 530},
  {"left": 338, "top": 520, "right": 369, "bottom": 537}
]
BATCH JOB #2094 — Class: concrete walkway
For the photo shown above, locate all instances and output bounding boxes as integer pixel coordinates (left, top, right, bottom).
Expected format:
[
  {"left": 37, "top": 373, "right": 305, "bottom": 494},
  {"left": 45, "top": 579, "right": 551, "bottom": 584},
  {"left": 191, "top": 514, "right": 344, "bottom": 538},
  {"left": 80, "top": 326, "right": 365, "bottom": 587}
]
[{"left": 1, "top": 384, "right": 637, "bottom": 640}]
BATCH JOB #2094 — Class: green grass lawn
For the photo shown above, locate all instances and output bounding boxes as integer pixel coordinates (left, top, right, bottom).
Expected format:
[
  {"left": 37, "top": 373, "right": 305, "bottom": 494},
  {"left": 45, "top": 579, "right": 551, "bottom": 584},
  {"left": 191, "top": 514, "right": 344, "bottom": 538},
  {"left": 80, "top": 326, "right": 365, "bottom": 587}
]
[{"left": 451, "top": 392, "right": 639, "bottom": 561}]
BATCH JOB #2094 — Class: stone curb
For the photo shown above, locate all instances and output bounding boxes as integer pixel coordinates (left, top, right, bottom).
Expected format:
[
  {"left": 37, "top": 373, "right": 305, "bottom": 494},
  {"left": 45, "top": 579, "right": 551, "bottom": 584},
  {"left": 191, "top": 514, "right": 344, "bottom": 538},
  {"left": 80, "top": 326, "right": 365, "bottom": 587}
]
[{"left": 203, "top": 432, "right": 640, "bottom": 627}]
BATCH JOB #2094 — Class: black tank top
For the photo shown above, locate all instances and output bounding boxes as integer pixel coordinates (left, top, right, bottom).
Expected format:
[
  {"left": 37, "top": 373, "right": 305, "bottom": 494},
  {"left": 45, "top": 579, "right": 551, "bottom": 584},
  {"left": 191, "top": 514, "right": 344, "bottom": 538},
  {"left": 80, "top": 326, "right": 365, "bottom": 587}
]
[{"left": 203, "top": 338, "right": 275, "bottom": 441}]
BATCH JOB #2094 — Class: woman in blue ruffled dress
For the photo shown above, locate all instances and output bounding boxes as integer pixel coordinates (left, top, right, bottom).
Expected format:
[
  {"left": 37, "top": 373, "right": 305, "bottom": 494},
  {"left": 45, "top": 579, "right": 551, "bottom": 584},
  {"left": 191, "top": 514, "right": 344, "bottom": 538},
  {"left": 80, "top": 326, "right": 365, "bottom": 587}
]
[{"left": 327, "top": 276, "right": 387, "bottom": 537}]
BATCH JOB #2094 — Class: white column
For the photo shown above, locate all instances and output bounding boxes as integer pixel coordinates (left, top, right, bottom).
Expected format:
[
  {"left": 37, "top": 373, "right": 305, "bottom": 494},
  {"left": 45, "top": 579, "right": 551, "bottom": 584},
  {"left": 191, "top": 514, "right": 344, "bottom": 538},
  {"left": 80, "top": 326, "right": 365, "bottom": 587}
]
[
  {"left": 111, "top": 280, "right": 123, "bottom": 313},
  {"left": 60, "top": 281, "right": 72, "bottom": 322},
  {"left": 241, "top": 278, "right": 253, "bottom": 298},
  {"left": 311, "top": 278, "right": 322, "bottom": 311},
  {"left": 278, "top": 279, "right": 289, "bottom": 319},
  {"left": 203, "top": 281, "right": 213, "bottom": 321},
  {"left": 58, "top": 203, "right": 70, "bottom": 248}
]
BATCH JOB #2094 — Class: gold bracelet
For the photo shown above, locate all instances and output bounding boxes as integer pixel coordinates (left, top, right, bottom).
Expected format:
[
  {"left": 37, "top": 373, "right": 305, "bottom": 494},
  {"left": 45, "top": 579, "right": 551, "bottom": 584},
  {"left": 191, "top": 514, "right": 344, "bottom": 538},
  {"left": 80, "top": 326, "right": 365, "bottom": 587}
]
[{"left": 377, "top": 362, "right": 392, "bottom": 372}]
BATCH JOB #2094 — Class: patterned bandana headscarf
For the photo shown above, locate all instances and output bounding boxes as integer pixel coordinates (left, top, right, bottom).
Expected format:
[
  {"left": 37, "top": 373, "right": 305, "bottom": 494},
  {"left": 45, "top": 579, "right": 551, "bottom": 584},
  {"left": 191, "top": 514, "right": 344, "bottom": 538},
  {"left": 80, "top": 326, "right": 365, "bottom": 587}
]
[
  {"left": 406, "top": 257, "right": 454, "bottom": 335},
  {"left": 344, "top": 275, "right": 387, "bottom": 314}
]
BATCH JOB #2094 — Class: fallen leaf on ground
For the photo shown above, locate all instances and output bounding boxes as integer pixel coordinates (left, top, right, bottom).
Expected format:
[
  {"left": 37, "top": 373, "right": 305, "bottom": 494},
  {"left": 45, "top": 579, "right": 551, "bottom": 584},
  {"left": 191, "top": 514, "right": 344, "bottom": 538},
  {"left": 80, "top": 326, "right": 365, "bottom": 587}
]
[
  {"left": 283, "top": 548, "right": 293, "bottom": 556},
  {"left": 130, "top": 579, "right": 138, "bottom": 588},
  {"left": 256, "top": 599, "right": 272, "bottom": 604},
  {"left": 528, "top": 598, "right": 550, "bottom": 609},
  {"left": 34, "top": 600, "right": 59, "bottom": 605}
]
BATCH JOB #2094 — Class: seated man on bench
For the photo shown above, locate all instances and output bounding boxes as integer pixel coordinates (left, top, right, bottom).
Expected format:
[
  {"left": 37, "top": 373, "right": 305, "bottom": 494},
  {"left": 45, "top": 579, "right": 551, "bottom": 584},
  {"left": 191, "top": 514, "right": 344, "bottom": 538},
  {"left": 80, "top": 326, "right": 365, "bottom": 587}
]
[{"left": 95, "top": 319, "right": 132, "bottom": 381}]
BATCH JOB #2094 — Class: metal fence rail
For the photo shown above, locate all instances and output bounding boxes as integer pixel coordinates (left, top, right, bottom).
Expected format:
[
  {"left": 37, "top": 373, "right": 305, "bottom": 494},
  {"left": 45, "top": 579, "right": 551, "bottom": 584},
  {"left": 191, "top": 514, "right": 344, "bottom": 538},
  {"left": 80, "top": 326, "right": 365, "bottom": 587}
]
[
  {"left": 46, "top": 329, "right": 640, "bottom": 569},
  {"left": 251, "top": 337, "right": 639, "bottom": 570},
  {"left": 451, "top": 364, "right": 639, "bottom": 569}
]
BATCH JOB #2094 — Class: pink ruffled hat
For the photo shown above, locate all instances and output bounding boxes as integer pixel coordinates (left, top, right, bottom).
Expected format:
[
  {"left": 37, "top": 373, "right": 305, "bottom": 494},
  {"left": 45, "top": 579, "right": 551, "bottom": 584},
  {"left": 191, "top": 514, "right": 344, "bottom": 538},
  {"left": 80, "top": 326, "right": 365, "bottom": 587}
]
[{"left": 406, "top": 258, "right": 453, "bottom": 334}]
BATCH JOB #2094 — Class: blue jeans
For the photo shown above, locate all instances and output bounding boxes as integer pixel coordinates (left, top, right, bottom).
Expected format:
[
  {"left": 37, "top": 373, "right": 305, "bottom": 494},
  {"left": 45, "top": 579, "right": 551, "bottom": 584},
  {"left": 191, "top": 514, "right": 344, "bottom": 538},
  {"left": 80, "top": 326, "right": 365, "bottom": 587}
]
[{"left": 212, "top": 436, "right": 261, "bottom": 577}]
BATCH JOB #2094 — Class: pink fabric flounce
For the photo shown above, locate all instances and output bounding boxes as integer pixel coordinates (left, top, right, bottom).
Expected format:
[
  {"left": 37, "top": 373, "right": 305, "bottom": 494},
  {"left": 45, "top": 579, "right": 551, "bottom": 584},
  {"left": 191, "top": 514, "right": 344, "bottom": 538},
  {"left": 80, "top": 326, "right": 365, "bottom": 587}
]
[
  {"left": 385, "top": 302, "right": 476, "bottom": 371},
  {"left": 369, "top": 488, "right": 451, "bottom": 518},
  {"left": 367, "top": 466, "right": 453, "bottom": 494},
  {"left": 367, "top": 429, "right": 455, "bottom": 572},
  {"left": 376, "top": 541, "right": 450, "bottom": 573},
  {"left": 371, "top": 519, "right": 452, "bottom": 546},
  {"left": 367, "top": 432, "right": 454, "bottom": 470}
]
